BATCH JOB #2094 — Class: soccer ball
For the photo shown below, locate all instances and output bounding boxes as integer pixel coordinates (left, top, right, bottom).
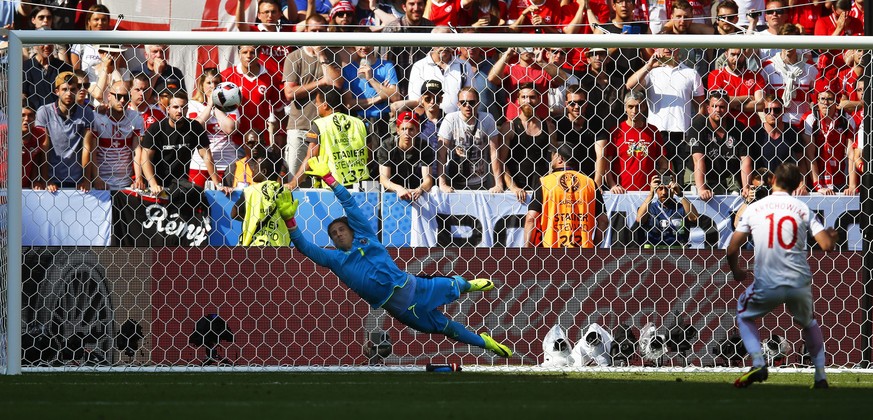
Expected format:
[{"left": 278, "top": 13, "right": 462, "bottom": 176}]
[{"left": 211, "top": 82, "right": 241, "bottom": 112}]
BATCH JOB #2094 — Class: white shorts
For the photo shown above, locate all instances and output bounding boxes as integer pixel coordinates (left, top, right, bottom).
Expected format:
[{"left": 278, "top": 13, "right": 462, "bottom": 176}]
[{"left": 736, "top": 284, "right": 814, "bottom": 327}]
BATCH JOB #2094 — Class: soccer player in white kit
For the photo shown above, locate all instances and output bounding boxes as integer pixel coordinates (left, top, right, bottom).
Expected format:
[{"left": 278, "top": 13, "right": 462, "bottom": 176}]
[{"left": 727, "top": 162, "right": 837, "bottom": 389}]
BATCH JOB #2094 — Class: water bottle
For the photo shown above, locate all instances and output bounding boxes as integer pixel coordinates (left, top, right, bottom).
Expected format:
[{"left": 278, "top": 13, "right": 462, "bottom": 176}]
[
  {"left": 823, "top": 174, "right": 833, "bottom": 190},
  {"left": 426, "top": 363, "right": 462, "bottom": 372}
]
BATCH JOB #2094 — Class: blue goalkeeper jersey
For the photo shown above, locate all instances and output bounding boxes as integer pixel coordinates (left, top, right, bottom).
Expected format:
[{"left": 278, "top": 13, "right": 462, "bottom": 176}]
[{"left": 289, "top": 183, "right": 409, "bottom": 309}]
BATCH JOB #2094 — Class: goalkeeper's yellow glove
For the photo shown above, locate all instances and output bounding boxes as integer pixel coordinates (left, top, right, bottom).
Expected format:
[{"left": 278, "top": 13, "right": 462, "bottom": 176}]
[
  {"left": 304, "top": 156, "right": 335, "bottom": 185},
  {"left": 276, "top": 189, "right": 299, "bottom": 221}
]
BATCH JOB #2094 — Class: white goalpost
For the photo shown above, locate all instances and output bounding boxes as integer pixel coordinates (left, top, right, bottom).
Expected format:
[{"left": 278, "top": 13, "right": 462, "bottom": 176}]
[{"left": 1, "top": 29, "right": 871, "bottom": 374}]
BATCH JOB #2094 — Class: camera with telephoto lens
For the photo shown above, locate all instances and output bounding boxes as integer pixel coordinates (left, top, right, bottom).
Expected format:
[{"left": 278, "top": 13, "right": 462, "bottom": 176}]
[{"left": 747, "top": 10, "right": 761, "bottom": 19}]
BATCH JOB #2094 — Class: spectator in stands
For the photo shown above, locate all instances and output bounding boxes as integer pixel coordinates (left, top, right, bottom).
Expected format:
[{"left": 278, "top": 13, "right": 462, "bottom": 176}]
[
  {"left": 733, "top": 0, "right": 766, "bottom": 28},
  {"left": 635, "top": 173, "right": 699, "bottom": 248},
  {"left": 35, "top": 71, "right": 96, "bottom": 192},
  {"left": 488, "top": 47, "right": 565, "bottom": 123},
  {"left": 221, "top": 45, "right": 284, "bottom": 143},
  {"left": 437, "top": 87, "right": 506, "bottom": 193},
  {"left": 140, "top": 91, "right": 230, "bottom": 216},
  {"left": 408, "top": 29, "right": 473, "bottom": 114},
  {"left": 544, "top": 48, "right": 580, "bottom": 119},
  {"left": 21, "top": 105, "right": 43, "bottom": 190},
  {"left": 424, "top": 0, "right": 469, "bottom": 26},
  {"left": 749, "top": 0, "right": 788, "bottom": 62},
  {"left": 87, "top": 81, "right": 145, "bottom": 191},
  {"left": 0, "top": 0, "right": 30, "bottom": 28},
  {"left": 292, "top": 0, "right": 328, "bottom": 21},
  {"left": 501, "top": 85, "right": 553, "bottom": 195},
  {"left": 28, "top": 6, "right": 53, "bottom": 30},
  {"left": 714, "top": 0, "right": 743, "bottom": 36},
  {"left": 760, "top": 24, "right": 818, "bottom": 126},
  {"left": 377, "top": 111, "right": 435, "bottom": 200},
  {"left": 814, "top": 0, "right": 864, "bottom": 94},
  {"left": 847, "top": 116, "right": 863, "bottom": 196},
  {"left": 591, "top": 0, "right": 650, "bottom": 79},
  {"left": 558, "top": 0, "right": 609, "bottom": 77},
  {"left": 733, "top": 167, "right": 773, "bottom": 228},
  {"left": 690, "top": 90, "right": 750, "bottom": 200},
  {"left": 626, "top": 47, "right": 705, "bottom": 181},
  {"left": 507, "top": 0, "right": 562, "bottom": 33},
  {"left": 344, "top": 44, "right": 400, "bottom": 168},
  {"left": 224, "top": 130, "right": 287, "bottom": 189},
  {"left": 73, "top": 70, "right": 92, "bottom": 108},
  {"left": 802, "top": 89, "right": 857, "bottom": 195},
  {"left": 524, "top": 143, "right": 607, "bottom": 248},
  {"left": 838, "top": 49, "right": 866, "bottom": 128},
  {"left": 129, "top": 44, "right": 186, "bottom": 97},
  {"left": 381, "top": 0, "right": 435, "bottom": 95},
  {"left": 579, "top": 48, "right": 625, "bottom": 142},
  {"left": 69, "top": 4, "right": 110, "bottom": 75},
  {"left": 327, "top": 1, "right": 357, "bottom": 32},
  {"left": 283, "top": 14, "right": 343, "bottom": 183},
  {"left": 87, "top": 45, "right": 131, "bottom": 107},
  {"left": 188, "top": 68, "right": 239, "bottom": 189},
  {"left": 23, "top": 41, "right": 73, "bottom": 110},
  {"left": 130, "top": 73, "right": 165, "bottom": 131},
  {"left": 707, "top": 48, "right": 766, "bottom": 128},
  {"left": 746, "top": 94, "right": 803, "bottom": 189},
  {"left": 286, "top": 87, "right": 370, "bottom": 189},
  {"left": 655, "top": 1, "right": 713, "bottom": 76},
  {"left": 235, "top": 0, "right": 297, "bottom": 76},
  {"left": 604, "top": 90, "right": 669, "bottom": 193},
  {"left": 849, "top": 0, "right": 864, "bottom": 24},
  {"left": 418, "top": 80, "right": 446, "bottom": 156},
  {"left": 457, "top": 41, "right": 501, "bottom": 121},
  {"left": 557, "top": 86, "right": 605, "bottom": 187},
  {"left": 789, "top": 0, "right": 825, "bottom": 35},
  {"left": 456, "top": 0, "right": 508, "bottom": 30}
]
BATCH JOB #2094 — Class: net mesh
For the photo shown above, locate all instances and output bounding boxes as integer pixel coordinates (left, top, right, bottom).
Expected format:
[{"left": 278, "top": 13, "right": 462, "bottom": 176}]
[{"left": 1, "top": 23, "right": 870, "bottom": 371}]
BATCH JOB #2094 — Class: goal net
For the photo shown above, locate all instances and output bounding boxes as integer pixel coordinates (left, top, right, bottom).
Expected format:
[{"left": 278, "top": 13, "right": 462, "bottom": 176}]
[{"left": 1, "top": 26, "right": 870, "bottom": 373}]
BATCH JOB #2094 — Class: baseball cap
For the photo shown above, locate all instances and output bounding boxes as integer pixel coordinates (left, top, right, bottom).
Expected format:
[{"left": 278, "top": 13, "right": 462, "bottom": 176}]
[
  {"left": 396, "top": 111, "right": 420, "bottom": 127},
  {"left": 54, "top": 71, "right": 78, "bottom": 88},
  {"left": 549, "top": 143, "right": 575, "bottom": 162},
  {"left": 421, "top": 79, "right": 443, "bottom": 96},
  {"left": 97, "top": 44, "right": 128, "bottom": 53},
  {"left": 519, "top": 47, "right": 535, "bottom": 54},
  {"left": 587, "top": 47, "right": 607, "bottom": 55},
  {"left": 329, "top": 1, "right": 356, "bottom": 20}
]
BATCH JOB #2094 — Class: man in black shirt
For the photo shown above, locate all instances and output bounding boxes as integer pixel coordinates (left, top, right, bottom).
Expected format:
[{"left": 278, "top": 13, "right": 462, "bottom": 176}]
[
  {"left": 140, "top": 91, "right": 229, "bottom": 215},
  {"left": 689, "top": 90, "right": 750, "bottom": 200},
  {"left": 554, "top": 86, "right": 605, "bottom": 188},
  {"left": 577, "top": 48, "right": 625, "bottom": 142},
  {"left": 376, "top": 111, "right": 434, "bottom": 201}
]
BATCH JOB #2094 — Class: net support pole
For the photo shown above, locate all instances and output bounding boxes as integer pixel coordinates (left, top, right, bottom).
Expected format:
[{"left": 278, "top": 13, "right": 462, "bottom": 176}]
[
  {"left": 861, "top": 1, "right": 873, "bottom": 368},
  {"left": 3, "top": 29, "right": 24, "bottom": 375}
]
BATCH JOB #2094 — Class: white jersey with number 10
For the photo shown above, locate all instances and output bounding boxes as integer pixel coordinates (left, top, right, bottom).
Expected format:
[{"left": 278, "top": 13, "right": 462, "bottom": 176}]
[{"left": 735, "top": 191, "right": 825, "bottom": 289}]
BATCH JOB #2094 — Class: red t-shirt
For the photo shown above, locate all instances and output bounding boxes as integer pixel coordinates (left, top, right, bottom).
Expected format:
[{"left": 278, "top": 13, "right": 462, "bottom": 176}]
[
  {"left": 790, "top": 1, "right": 825, "bottom": 35},
  {"left": 501, "top": 63, "right": 556, "bottom": 120},
  {"left": 838, "top": 67, "right": 864, "bottom": 127},
  {"left": 609, "top": 121, "right": 664, "bottom": 191},
  {"left": 136, "top": 105, "right": 165, "bottom": 131},
  {"left": 428, "top": 0, "right": 462, "bottom": 26},
  {"left": 220, "top": 64, "right": 282, "bottom": 138},
  {"left": 706, "top": 68, "right": 766, "bottom": 127},
  {"left": 508, "top": 0, "right": 563, "bottom": 33},
  {"left": 802, "top": 111, "right": 856, "bottom": 187},
  {"left": 244, "top": 23, "right": 297, "bottom": 76},
  {"left": 455, "top": 1, "right": 508, "bottom": 30},
  {"left": 557, "top": 1, "right": 610, "bottom": 72}
]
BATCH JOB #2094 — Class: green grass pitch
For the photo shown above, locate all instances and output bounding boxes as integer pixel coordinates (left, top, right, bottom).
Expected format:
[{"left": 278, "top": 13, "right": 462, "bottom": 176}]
[{"left": 2, "top": 372, "right": 872, "bottom": 418}]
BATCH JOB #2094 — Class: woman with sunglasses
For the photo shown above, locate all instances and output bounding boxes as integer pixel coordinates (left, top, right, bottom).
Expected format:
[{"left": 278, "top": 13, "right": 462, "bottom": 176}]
[{"left": 187, "top": 68, "right": 240, "bottom": 189}]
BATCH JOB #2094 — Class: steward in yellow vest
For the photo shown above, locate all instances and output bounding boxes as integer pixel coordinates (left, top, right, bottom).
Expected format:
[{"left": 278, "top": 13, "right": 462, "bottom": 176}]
[{"left": 524, "top": 144, "right": 608, "bottom": 248}]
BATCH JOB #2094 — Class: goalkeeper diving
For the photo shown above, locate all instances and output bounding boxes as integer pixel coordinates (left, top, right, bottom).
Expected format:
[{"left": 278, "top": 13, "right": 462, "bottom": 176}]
[{"left": 276, "top": 156, "right": 513, "bottom": 357}]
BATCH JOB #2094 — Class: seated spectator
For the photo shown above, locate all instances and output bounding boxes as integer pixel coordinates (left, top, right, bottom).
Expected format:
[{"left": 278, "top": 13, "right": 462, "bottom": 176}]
[
  {"left": 556, "top": 86, "right": 605, "bottom": 186},
  {"left": 35, "top": 72, "right": 96, "bottom": 192},
  {"left": 626, "top": 47, "right": 704, "bottom": 179},
  {"left": 507, "top": 0, "right": 562, "bottom": 33},
  {"left": 604, "top": 90, "right": 669, "bottom": 194},
  {"left": 524, "top": 143, "right": 607, "bottom": 248},
  {"left": 407, "top": 29, "right": 473, "bottom": 114},
  {"left": 760, "top": 24, "right": 818, "bottom": 127},
  {"left": 746, "top": 94, "right": 803, "bottom": 190},
  {"left": 690, "top": 90, "right": 751, "bottom": 199},
  {"left": 221, "top": 45, "right": 284, "bottom": 143},
  {"left": 802, "top": 89, "right": 856, "bottom": 195},
  {"left": 501, "top": 85, "right": 553, "bottom": 195},
  {"left": 188, "top": 68, "right": 240, "bottom": 189},
  {"left": 131, "top": 44, "right": 187, "bottom": 96},
  {"left": 377, "top": 111, "right": 435, "bottom": 201},
  {"left": 635, "top": 173, "right": 698, "bottom": 248},
  {"left": 23, "top": 41, "right": 73, "bottom": 110},
  {"left": 488, "top": 47, "right": 565, "bottom": 123},
  {"left": 437, "top": 87, "right": 505, "bottom": 193},
  {"left": 706, "top": 48, "right": 766, "bottom": 128},
  {"left": 88, "top": 81, "right": 145, "bottom": 191},
  {"left": 235, "top": 0, "right": 297, "bottom": 76}
]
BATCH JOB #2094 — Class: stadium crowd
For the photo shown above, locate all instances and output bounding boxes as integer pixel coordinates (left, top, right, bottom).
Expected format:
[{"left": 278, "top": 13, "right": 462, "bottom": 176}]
[{"left": 0, "top": 0, "right": 867, "bottom": 248}]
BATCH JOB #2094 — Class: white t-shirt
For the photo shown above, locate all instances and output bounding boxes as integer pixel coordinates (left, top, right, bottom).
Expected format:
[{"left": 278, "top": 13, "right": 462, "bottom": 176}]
[
  {"left": 438, "top": 111, "right": 499, "bottom": 185},
  {"left": 735, "top": 191, "right": 825, "bottom": 289},
  {"left": 645, "top": 63, "right": 704, "bottom": 132},
  {"left": 187, "top": 101, "right": 239, "bottom": 171},
  {"left": 91, "top": 109, "right": 145, "bottom": 190}
]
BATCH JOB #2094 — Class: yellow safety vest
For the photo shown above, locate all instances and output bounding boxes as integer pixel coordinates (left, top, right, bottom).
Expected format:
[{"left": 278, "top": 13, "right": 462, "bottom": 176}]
[
  {"left": 537, "top": 170, "right": 598, "bottom": 248},
  {"left": 312, "top": 112, "right": 369, "bottom": 187},
  {"left": 240, "top": 180, "right": 290, "bottom": 246}
]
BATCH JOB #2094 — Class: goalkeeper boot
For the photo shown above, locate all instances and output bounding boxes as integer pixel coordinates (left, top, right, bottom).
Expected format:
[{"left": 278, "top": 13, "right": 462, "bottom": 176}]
[
  {"left": 811, "top": 379, "right": 830, "bottom": 389},
  {"left": 465, "top": 278, "right": 495, "bottom": 293},
  {"left": 480, "top": 333, "right": 512, "bottom": 358},
  {"left": 734, "top": 366, "right": 768, "bottom": 388}
]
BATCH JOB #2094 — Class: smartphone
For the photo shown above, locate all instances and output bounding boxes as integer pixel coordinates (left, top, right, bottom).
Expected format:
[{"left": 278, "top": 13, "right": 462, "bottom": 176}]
[
  {"left": 661, "top": 174, "right": 674, "bottom": 186},
  {"left": 622, "top": 24, "right": 641, "bottom": 34}
]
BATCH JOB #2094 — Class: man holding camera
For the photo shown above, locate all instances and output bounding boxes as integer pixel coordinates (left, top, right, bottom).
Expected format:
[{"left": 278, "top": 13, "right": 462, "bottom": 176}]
[{"left": 635, "top": 173, "right": 699, "bottom": 248}]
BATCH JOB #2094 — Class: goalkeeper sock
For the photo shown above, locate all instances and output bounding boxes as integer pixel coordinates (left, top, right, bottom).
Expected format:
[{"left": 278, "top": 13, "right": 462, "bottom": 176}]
[
  {"left": 802, "top": 320, "right": 827, "bottom": 382},
  {"left": 738, "top": 317, "right": 766, "bottom": 368},
  {"left": 443, "top": 320, "right": 486, "bottom": 348},
  {"left": 454, "top": 275, "right": 471, "bottom": 293}
]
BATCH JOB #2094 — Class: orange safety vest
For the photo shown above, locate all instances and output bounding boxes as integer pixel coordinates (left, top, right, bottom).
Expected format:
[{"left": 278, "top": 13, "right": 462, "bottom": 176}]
[
  {"left": 230, "top": 157, "right": 255, "bottom": 189},
  {"left": 537, "top": 170, "right": 598, "bottom": 248}
]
